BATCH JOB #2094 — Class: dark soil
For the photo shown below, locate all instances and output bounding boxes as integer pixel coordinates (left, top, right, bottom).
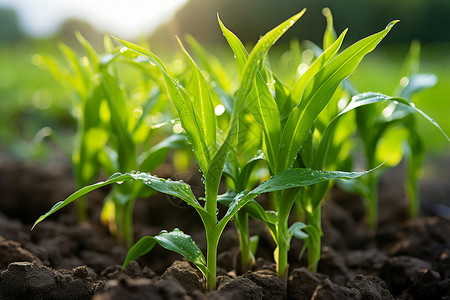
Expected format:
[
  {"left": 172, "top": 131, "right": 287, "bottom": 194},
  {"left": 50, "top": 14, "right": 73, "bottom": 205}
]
[{"left": 0, "top": 158, "right": 449, "bottom": 299}]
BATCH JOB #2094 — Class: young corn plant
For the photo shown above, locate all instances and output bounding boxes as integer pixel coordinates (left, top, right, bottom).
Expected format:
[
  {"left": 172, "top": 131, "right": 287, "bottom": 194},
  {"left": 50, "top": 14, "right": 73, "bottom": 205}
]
[
  {"left": 340, "top": 41, "right": 450, "bottom": 228},
  {"left": 186, "top": 32, "right": 266, "bottom": 274},
  {"left": 41, "top": 33, "right": 187, "bottom": 245},
  {"left": 217, "top": 8, "right": 407, "bottom": 282},
  {"left": 33, "top": 11, "right": 375, "bottom": 291},
  {"left": 39, "top": 33, "right": 111, "bottom": 221},
  {"left": 97, "top": 42, "right": 190, "bottom": 246}
]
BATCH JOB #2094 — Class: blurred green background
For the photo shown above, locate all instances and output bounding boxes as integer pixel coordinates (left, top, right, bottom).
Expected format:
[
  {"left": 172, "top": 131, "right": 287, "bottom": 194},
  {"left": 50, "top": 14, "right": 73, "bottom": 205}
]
[{"left": 1, "top": 0, "right": 449, "bottom": 161}]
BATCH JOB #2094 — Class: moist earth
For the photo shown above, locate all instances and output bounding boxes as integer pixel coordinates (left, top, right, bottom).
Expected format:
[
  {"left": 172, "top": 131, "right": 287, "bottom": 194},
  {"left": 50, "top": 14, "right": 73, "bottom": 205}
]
[{"left": 0, "top": 159, "right": 449, "bottom": 299}]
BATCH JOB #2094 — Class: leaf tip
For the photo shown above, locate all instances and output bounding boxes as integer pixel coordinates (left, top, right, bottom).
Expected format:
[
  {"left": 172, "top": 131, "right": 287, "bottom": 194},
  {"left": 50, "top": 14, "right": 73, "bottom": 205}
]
[
  {"left": 292, "top": 8, "right": 307, "bottom": 23},
  {"left": 387, "top": 20, "right": 400, "bottom": 29}
]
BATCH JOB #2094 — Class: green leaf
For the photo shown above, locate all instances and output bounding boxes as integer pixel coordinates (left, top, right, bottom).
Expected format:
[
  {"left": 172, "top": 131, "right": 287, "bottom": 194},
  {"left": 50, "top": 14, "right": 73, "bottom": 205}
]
[
  {"left": 279, "top": 21, "right": 398, "bottom": 171},
  {"left": 312, "top": 92, "right": 396, "bottom": 170},
  {"left": 33, "top": 172, "right": 213, "bottom": 230},
  {"left": 116, "top": 38, "right": 211, "bottom": 173},
  {"left": 185, "top": 34, "right": 232, "bottom": 93},
  {"left": 123, "top": 229, "right": 207, "bottom": 277},
  {"left": 218, "top": 190, "right": 277, "bottom": 229},
  {"left": 59, "top": 42, "right": 90, "bottom": 99},
  {"left": 138, "top": 134, "right": 187, "bottom": 172},
  {"left": 217, "top": 167, "right": 372, "bottom": 232},
  {"left": 219, "top": 14, "right": 286, "bottom": 173},
  {"left": 322, "top": 8, "right": 337, "bottom": 50},
  {"left": 250, "top": 168, "right": 372, "bottom": 195},
  {"left": 290, "top": 29, "right": 347, "bottom": 104},
  {"left": 218, "top": 15, "right": 250, "bottom": 81},
  {"left": 75, "top": 31, "right": 99, "bottom": 71},
  {"left": 289, "top": 222, "right": 308, "bottom": 240},
  {"left": 399, "top": 73, "right": 437, "bottom": 100},
  {"left": 177, "top": 37, "right": 216, "bottom": 156},
  {"left": 236, "top": 9, "right": 306, "bottom": 111},
  {"left": 249, "top": 235, "right": 259, "bottom": 256},
  {"left": 375, "top": 126, "right": 409, "bottom": 167},
  {"left": 100, "top": 66, "right": 136, "bottom": 171},
  {"left": 236, "top": 151, "right": 265, "bottom": 190},
  {"left": 363, "top": 93, "right": 450, "bottom": 143},
  {"left": 249, "top": 75, "right": 281, "bottom": 173}
]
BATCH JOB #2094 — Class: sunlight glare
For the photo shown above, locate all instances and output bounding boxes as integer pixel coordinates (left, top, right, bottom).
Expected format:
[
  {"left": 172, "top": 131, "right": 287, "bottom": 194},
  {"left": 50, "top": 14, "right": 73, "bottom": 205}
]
[{"left": 0, "top": 0, "right": 188, "bottom": 39}]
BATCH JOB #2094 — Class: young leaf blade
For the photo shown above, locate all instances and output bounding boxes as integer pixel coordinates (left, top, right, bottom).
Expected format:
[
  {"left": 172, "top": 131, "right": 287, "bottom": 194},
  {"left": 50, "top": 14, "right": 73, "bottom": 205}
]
[
  {"left": 217, "top": 167, "right": 373, "bottom": 233},
  {"left": 279, "top": 21, "right": 398, "bottom": 171},
  {"left": 236, "top": 9, "right": 306, "bottom": 110},
  {"left": 32, "top": 172, "right": 214, "bottom": 230},
  {"left": 177, "top": 37, "right": 216, "bottom": 157},
  {"left": 123, "top": 229, "right": 207, "bottom": 277},
  {"left": 116, "top": 38, "right": 211, "bottom": 173}
]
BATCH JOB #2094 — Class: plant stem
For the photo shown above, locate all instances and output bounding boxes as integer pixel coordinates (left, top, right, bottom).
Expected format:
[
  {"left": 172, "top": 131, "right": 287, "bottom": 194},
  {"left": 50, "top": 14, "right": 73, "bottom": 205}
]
[
  {"left": 366, "top": 172, "right": 379, "bottom": 229},
  {"left": 76, "top": 196, "right": 87, "bottom": 222},
  {"left": 235, "top": 211, "right": 253, "bottom": 274},
  {"left": 306, "top": 205, "right": 321, "bottom": 272},
  {"left": 205, "top": 230, "right": 219, "bottom": 291},
  {"left": 122, "top": 199, "right": 135, "bottom": 247},
  {"left": 276, "top": 202, "right": 290, "bottom": 285},
  {"left": 204, "top": 176, "right": 220, "bottom": 291}
]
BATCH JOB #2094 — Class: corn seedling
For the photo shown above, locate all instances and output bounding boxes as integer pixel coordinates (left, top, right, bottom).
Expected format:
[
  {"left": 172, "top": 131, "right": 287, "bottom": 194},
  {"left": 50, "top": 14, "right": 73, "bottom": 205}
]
[
  {"left": 217, "top": 7, "right": 407, "bottom": 283},
  {"left": 340, "top": 41, "right": 450, "bottom": 228},
  {"left": 32, "top": 9, "right": 450, "bottom": 292},
  {"left": 39, "top": 33, "right": 111, "bottom": 221},
  {"left": 186, "top": 33, "right": 266, "bottom": 274},
  {"left": 40, "top": 34, "right": 187, "bottom": 245},
  {"left": 32, "top": 11, "right": 374, "bottom": 291}
]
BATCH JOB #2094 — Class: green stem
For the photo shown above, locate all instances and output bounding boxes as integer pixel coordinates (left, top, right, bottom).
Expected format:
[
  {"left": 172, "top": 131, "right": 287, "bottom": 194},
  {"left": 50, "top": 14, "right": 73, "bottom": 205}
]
[
  {"left": 366, "top": 172, "right": 379, "bottom": 229},
  {"left": 276, "top": 201, "right": 290, "bottom": 285},
  {"left": 76, "top": 196, "right": 87, "bottom": 222},
  {"left": 122, "top": 199, "right": 135, "bottom": 247},
  {"left": 235, "top": 211, "right": 253, "bottom": 274},
  {"left": 306, "top": 205, "right": 321, "bottom": 272},
  {"left": 206, "top": 230, "right": 219, "bottom": 291},
  {"left": 405, "top": 152, "right": 421, "bottom": 218},
  {"left": 204, "top": 177, "right": 220, "bottom": 291}
]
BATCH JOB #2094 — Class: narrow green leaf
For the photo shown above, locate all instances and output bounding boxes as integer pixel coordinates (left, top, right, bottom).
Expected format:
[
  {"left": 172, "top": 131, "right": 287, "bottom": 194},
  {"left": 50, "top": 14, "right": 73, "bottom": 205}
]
[
  {"left": 217, "top": 167, "right": 372, "bottom": 232},
  {"left": 312, "top": 92, "right": 396, "bottom": 170},
  {"left": 177, "top": 37, "right": 216, "bottom": 156},
  {"left": 59, "top": 43, "right": 90, "bottom": 99},
  {"left": 100, "top": 68, "right": 136, "bottom": 171},
  {"left": 236, "top": 151, "right": 265, "bottom": 190},
  {"left": 116, "top": 38, "right": 211, "bottom": 173},
  {"left": 218, "top": 15, "right": 250, "bottom": 81},
  {"left": 218, "top": 15, "right": 282, "bottom": 172},
  {"left": 138, "top": 134, "right": 187, "bottom": 171},
  {"left": 122, "top": 236, "right": 157, "bottom": 268},
  {"left": 399, "top": 73, "right": 437, "bottom": 100},
  {"left": 185, "top": 34, "right": 232, "bottom": 93},
  {"left": 123, "top": 229, "right": 207, "bottom": 277},
  {"left": 289, "top": 222, "right": 308, "bottom": 240},
  {"left": 350, "top": 92, "right": 450, "bottom": 143},
  {"left": 250, "top": 168, "right": 372, "bottom": 195},
  {"left": 218, "top": 191, "right": 277, "bottom": 227},
  {"left": 279, "top": 21, "right": 398, "bottom": 171},
  {"left": 32, "top": 173, "right": 131, "bottom": 229},
  {"left": 75, "top": 31, "right": 99, "bottom": 71},
  {"left": 322, "top": 8, "right": 337, "bottom": 50},
  {"left": 236, "top": 9, "right": 306, "bottom": 110},
  {"left": 291, "top": 29, "right": 347, "bottom": 104},
  {"left": 33, "top": 172, "right": 213, "bottom": 230}
]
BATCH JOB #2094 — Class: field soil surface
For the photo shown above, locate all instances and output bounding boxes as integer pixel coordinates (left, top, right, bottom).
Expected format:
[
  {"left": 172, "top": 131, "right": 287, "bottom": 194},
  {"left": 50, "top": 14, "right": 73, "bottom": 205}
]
[{"left": 0, "top": 158, "right": 449, "bottom": 299}]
